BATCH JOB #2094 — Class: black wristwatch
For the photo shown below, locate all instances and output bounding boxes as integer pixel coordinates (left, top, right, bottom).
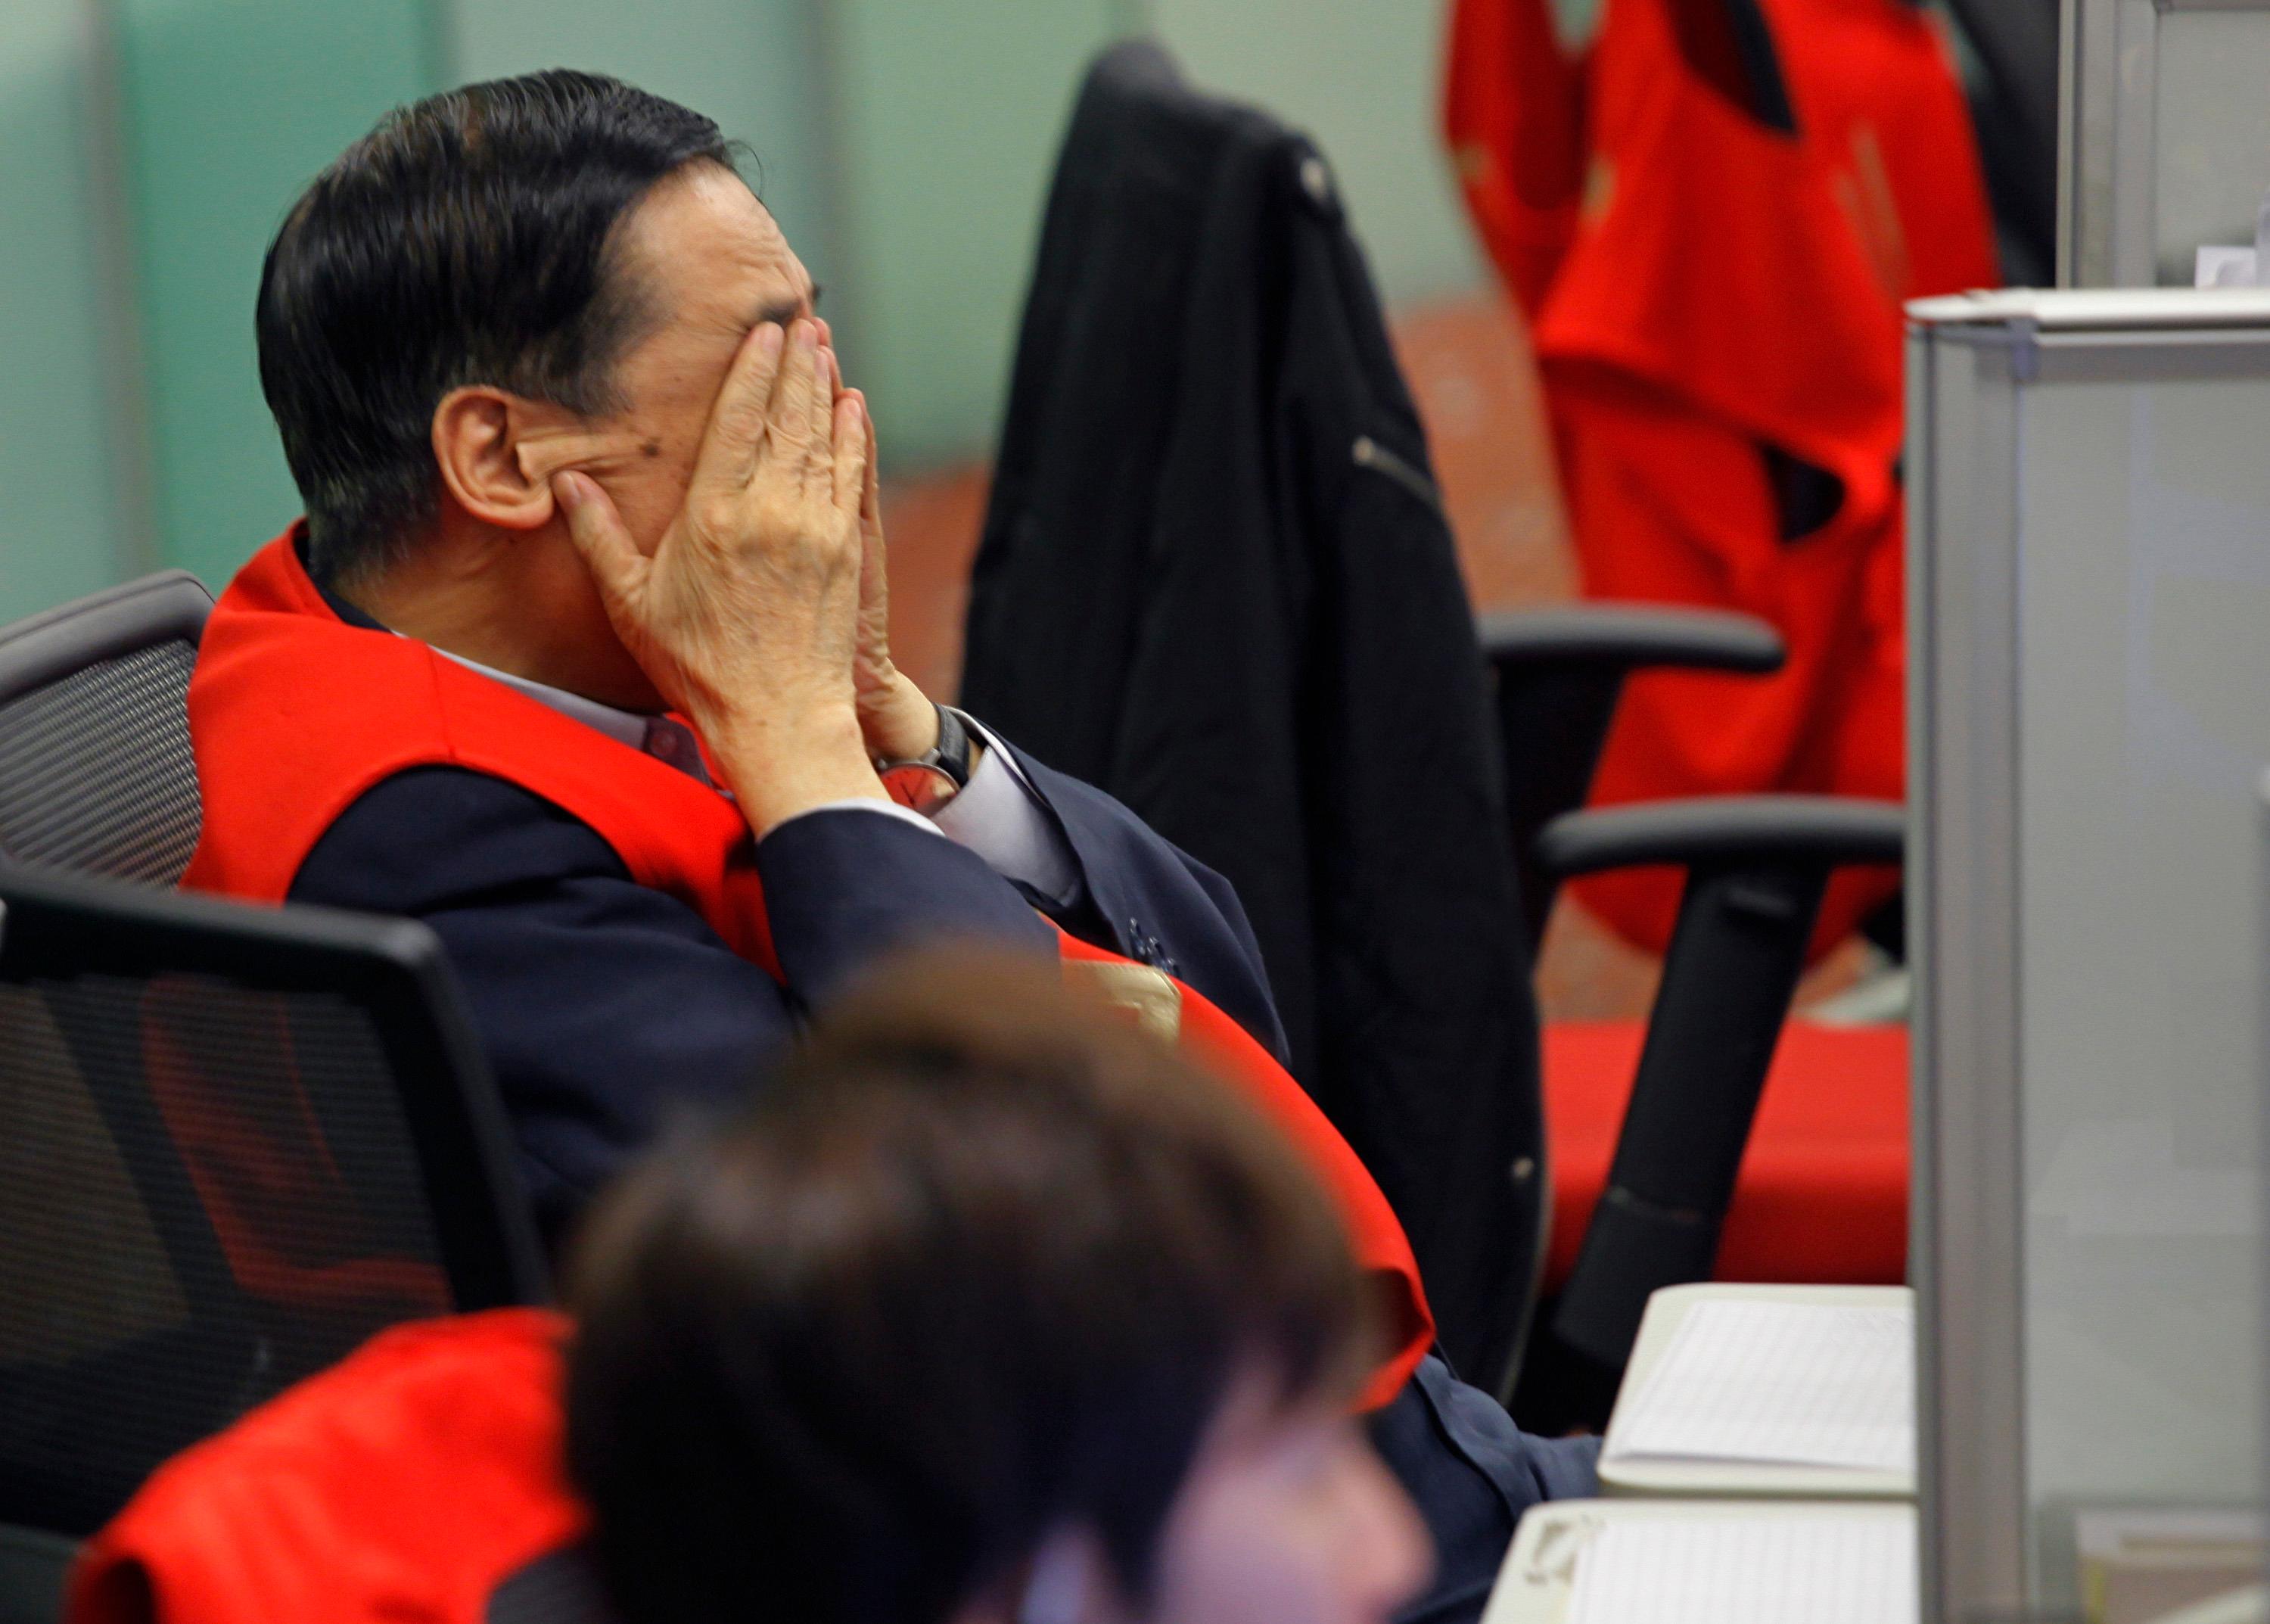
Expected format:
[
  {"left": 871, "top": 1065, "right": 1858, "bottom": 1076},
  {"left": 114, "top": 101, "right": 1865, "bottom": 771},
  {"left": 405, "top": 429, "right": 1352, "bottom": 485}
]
[{"left": 876, "top": 704, "right": 974, "bottom": 815}]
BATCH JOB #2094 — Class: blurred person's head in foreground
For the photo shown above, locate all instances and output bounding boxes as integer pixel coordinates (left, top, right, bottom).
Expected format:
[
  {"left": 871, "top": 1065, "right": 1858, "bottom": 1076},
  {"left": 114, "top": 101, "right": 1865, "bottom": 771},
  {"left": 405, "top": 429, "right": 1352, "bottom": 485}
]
[{"left": 564, "top": 955, "right": 1432, "bottom": 1624}]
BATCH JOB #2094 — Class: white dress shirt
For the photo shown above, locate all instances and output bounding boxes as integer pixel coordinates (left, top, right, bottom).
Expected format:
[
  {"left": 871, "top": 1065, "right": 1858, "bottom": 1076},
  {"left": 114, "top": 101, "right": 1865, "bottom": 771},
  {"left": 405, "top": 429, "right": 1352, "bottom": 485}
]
[{"left": 430, "top": 647, "right": 1082, "bottom": 907}]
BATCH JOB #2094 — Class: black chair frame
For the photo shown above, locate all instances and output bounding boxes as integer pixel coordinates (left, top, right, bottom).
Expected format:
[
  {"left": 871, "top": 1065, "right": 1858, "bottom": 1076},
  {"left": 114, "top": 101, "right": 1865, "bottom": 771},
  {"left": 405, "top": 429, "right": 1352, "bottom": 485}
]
[
  {"left": 0, "top": 573, "right": 213, "bottom": 708},
  {"left": 1476, "top": 606, "right": 1905, "bottom": 1419},
  {"left": 0, "top": 862, "right": 547, "bottom": 1315},
  {"left": 1479, "top": 605, "right": 1786, "bottom": 955}
]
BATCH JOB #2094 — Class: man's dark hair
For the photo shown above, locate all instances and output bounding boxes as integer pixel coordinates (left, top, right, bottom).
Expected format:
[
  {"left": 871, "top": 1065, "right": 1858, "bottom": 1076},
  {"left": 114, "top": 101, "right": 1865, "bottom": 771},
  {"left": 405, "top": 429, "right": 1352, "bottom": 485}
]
[
  {"left": 256, "top": 70, "right": 734, "bottom": 587},
  {"left": 564, "top": 955, "right": 1373, "bottom": 1624}
]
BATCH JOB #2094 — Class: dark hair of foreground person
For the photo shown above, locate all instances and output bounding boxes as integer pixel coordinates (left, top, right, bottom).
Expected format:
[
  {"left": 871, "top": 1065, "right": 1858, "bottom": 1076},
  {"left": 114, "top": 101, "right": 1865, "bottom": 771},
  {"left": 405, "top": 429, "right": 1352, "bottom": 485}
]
[{"left": 563, "top": 954, "right": 1426, "bottom": 1624}]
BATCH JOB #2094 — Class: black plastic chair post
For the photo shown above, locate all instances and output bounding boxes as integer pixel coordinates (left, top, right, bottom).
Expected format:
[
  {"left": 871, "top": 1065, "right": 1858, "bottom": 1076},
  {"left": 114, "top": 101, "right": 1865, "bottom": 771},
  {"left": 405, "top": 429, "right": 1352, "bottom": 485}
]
[
  {"left": 1479, "top": 605, "right": 1784, "bottom": 956},
  {"left": 1549, "top": 856, "right": 1830, "bottom": 1369},
  {"left": 1494, "top": 665, "right": 1628, "bottom": 955}
]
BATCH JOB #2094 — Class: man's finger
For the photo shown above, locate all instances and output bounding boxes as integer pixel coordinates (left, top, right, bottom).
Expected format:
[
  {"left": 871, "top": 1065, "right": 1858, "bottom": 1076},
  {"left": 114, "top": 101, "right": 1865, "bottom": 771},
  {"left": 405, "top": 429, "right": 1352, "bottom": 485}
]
[
  {"left": 554, "top": 471, "right": 648, "bottom": 617},
  {"left": 856, "top": 392, "right": 882, "bottom": 528},
  {"left": 766, "top": 320, "right": 821, "bottom": 462},
  {"left": 692, "top": 322, "right": 788, "bottom": 493},
  {"left": 830, "top": 394, "right": 869, "bottom": 521},
  {"left": 804, "top": 344, "right": 840, "bottom": 493}
]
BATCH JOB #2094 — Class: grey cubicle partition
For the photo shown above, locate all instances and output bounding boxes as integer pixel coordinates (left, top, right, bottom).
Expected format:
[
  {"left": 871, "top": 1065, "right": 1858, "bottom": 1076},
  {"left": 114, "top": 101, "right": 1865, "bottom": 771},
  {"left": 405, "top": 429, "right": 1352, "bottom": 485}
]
[
  {"left": 2062, "top": 0, "right": 2270, "bottom": 286},
  {"left": 1909, "top": 289, "right": 2270, "bottom": 1624},
  {"left": 2262, "top": 767, "right": 2270, "bottom": 1602}
]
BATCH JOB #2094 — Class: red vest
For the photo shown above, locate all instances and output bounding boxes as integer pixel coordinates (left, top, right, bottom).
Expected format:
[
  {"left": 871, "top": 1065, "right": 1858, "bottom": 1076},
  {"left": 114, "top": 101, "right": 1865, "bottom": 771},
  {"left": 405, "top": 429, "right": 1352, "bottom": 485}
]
[
  {"left": 1446, "top": 0, "right": 1993, "bottom": 954},
  {"left": 182, "top": 533, "right": 1431, "bottom": 1405},
  {"left": 67, "top": 1311, "right": 582, "bottom": 1624}
]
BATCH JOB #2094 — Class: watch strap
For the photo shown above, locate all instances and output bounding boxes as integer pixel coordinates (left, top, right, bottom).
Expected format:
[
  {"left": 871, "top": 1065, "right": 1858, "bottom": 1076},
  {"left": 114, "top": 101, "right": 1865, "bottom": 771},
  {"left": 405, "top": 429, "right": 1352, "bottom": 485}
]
[
  {"left": 875, "top": 703, "right": 972, "bottom": 814},
  {"left": 925, "top": 704, "right": 972, "bottom": 789}
]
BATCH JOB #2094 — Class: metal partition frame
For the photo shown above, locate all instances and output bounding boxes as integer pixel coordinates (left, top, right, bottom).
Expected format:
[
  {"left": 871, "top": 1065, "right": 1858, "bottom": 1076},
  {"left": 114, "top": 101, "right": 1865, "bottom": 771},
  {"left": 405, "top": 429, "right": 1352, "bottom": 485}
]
[
  {"left": 1909, "top": 288, "right": 2270, "bottom": 1624},
  {"left": 2060, "top": 0, "right": 2270, "bottom": 287},
  {"left": 1909, "top": 301, "right": 2033, "bottom": 1622},
  {"left": 2262, "top": 765, "right": 2270, "bottom": 1575}
]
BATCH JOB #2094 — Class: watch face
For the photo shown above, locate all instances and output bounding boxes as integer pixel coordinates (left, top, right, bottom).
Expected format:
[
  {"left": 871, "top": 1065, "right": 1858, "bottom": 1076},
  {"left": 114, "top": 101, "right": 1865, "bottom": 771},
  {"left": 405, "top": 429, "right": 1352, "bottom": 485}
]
[{"left": 880, "top": 762, "right": 961, "bottom": 817}]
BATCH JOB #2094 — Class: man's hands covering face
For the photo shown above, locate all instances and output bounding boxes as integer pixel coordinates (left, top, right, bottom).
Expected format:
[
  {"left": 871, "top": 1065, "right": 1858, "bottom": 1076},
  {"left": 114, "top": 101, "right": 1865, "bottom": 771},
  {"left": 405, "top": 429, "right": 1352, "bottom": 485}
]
[{"left": 554, "top": 319, "right": 893, "bottom": 834}]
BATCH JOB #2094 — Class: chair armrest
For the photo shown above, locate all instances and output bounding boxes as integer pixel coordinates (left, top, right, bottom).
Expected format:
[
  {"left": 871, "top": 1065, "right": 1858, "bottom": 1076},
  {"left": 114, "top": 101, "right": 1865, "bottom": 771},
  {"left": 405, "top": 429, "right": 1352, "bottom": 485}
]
[
  {"left": 1477, "top": 605, "right": 1784, "bottom": 677},
  {"left": 1539, "top": 793, "right": 1904, "bottom": 1386},
  {"left": 1535, "top": 795, "right": 1905, "bottom": 878}
]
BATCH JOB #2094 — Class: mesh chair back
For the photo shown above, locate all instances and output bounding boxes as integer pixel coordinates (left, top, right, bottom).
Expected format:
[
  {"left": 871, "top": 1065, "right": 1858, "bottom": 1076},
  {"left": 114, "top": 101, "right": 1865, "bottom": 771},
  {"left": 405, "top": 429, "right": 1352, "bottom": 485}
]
[
  {"left": 0, "top": 864, "right": 543, "bottom": 1540},
  {"left": 0, "top": 1524, "right": 75, "bottom": 1624},
  {"left": 0, "top": 573, "right": 212, "bottom": 886}
]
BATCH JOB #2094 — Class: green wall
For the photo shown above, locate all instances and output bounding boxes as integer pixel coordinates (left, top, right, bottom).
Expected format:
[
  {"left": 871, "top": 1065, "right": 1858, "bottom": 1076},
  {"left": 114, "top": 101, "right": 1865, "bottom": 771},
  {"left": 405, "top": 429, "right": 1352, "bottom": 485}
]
[
  {"left": 115, "top": 0, "right": 436, "bottom": 590},
  {"left": 832, "top": 0, "right": 1488, "bottom": 471},
  {"left": 1154, "top": 0, "right": 1485, "bottom": 308},
  {"left": 829, "top": 0, "right": 1132, "bottom": 471},
  {"left": 446, "top": 0, "right": 837, "bottom": 295},
  {"left": 0, "top": 0, "right": 1489, "bottom": 616},
  {"left": 0, "top": 0, "right": 133, "bottom": 621}
]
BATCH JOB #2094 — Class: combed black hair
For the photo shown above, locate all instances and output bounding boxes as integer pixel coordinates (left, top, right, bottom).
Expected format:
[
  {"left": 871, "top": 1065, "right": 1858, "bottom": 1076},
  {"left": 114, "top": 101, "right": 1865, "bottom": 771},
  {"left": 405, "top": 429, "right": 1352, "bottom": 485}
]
[
  {"left": 255, "top": 69, "right": 735, "bottom": 587},
  {"left": 565, "top": 954, "right": 1373, "bottom": 1624}
]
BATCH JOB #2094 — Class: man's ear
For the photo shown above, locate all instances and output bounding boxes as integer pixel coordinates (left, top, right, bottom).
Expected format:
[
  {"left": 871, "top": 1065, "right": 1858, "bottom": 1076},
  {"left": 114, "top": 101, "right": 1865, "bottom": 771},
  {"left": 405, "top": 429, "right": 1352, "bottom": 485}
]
[{"left": 431, "top": 385, "right": 571, "bottom": 532}]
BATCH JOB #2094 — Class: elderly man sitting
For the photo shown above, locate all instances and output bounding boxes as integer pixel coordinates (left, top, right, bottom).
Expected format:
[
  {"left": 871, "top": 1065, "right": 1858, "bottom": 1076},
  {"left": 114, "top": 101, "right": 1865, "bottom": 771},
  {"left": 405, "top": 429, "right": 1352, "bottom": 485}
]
[{"left": 178, "top": 71, "right": 1594, "bottom": 1622}]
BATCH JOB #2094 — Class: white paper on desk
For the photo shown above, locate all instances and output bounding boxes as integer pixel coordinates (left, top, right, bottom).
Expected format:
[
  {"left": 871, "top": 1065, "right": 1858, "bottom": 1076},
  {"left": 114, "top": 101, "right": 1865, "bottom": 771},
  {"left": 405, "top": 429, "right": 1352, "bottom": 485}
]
[
  {"left": 1604, "top": 1300, "right": 1914, "bottom": 1473},
  {"left": 1564, "top": 1513, "right": 1917, "bottom": 1624}
]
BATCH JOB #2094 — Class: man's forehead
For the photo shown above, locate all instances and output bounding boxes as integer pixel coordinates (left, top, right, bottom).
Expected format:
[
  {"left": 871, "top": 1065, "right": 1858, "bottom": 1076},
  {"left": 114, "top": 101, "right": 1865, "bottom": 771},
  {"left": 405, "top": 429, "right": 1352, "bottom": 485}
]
[{"left": 621, "top": 165, "right": 810, "bottom": 330}]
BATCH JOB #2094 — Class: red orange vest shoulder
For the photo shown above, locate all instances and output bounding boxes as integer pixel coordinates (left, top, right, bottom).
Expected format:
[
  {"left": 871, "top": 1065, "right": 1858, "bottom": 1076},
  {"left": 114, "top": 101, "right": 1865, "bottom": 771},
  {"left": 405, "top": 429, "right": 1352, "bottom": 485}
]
[
  {"left": 67, "top": 1311, "right": 580, "bottom": 1624},
  {"left": 183, "top": 533, "right": 1431, "bottom": 1402}
]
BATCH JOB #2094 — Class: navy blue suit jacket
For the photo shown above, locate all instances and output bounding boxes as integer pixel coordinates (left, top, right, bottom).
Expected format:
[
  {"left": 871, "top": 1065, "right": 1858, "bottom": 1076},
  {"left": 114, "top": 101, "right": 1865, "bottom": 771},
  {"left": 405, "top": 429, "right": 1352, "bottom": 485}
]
[
  {"left": 288, "top": 736, "right": 1594, "bottom": 1623},
  {"left": 290, "top": 748, "right": 1281, "bottom": 1240}
]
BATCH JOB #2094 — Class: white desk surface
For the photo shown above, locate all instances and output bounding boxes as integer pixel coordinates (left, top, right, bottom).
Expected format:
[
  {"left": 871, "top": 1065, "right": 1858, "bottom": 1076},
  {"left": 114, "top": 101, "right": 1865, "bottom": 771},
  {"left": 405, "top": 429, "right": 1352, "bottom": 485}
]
[
  {"left": 1599, "top": 1282, "right": 1916, "bottom": 1500},
  {"left": 1479, "top": 1497, "right": 1919, "bottom": 1624}
]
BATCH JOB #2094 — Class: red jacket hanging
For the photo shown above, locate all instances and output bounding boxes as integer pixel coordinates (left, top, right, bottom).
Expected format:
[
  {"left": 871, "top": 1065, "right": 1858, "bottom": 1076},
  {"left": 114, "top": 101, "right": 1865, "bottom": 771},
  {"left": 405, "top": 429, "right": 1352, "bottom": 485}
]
[
  {"left": 1446, "top": 0, "right": 1995, "bottom": 954},
  {"left": 177, "top": 531, "right": 1432, "bottom": 1406},
  {"left": 1442, "top": 0, "right": 1590, "bottom": 314}
]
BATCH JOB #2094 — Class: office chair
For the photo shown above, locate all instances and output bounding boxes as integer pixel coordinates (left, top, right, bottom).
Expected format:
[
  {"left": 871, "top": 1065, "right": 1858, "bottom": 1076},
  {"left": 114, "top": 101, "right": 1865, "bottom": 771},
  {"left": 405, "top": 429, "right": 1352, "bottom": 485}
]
[
  {"left": 0, "top": 1528, "right": 75, "bottom": 1624},
  {"left": 964, "top": 42, "right": 1907, "bottom": 1413},
  {"left": 0, "top": 573, "right": 213, "bottom": 885},
  {"left": 1483, "top": 614, "right": 1905, "bottom": 1423},
  {"left": 1480, "top": 606, "right": 1786, "bottom": 955},
  {"left": 1521, "top": 792, "right": 1903, "bottom": 1423},
  {"left": 0, "top": 863, "right": 546, "bottom": 1621},
  {"left": 1446, "top": 0, "right": 1936, "bottom": 1415}
]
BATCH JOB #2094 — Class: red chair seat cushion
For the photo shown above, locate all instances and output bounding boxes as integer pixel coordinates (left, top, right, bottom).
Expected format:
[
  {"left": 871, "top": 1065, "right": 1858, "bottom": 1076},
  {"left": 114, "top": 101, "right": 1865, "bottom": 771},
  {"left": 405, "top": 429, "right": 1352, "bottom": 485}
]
[{"left": 1538, "top": 1021, "right": 1908, "bottom": 1293}]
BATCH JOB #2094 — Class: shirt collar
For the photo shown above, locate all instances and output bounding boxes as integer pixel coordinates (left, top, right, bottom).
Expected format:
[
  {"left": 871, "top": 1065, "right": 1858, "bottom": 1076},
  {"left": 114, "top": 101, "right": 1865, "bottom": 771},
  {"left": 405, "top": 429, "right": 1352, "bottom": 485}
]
[
  {"left": 426, "top": 646, "right": 655, "bottom": 754},
  {"left": 306, "top": 536, "right": 704, "bottom": 779}
]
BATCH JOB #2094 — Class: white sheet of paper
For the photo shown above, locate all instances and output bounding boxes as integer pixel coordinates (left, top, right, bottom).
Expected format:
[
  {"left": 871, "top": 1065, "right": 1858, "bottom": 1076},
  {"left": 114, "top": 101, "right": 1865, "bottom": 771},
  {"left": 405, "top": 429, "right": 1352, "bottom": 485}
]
[
  {"left": 1564, "top": 1513, "right": 1917, "bottom": 1624},
  {"left": 2197, "top": 245, "right": 2262, "bottom": 288},
  {"left": 1604, "top": 1300, "right": 1914, "bottom": 1474}
]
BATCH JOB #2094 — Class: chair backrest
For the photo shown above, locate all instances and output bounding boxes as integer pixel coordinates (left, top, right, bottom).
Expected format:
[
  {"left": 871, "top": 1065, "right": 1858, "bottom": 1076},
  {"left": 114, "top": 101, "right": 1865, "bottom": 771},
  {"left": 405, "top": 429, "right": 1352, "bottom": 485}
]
[
  {"left": 961, "top": 39, "right": 1549, "bottom": 1392},
  {"left": 0, "top": 863, "right": 546, "bottom": 1542},
  {"left": 0, "top": 573, "right": 213, "bottom": 887},
  {"left": 0, "top": 1524, "right": 75, "bottom": 1624}
]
